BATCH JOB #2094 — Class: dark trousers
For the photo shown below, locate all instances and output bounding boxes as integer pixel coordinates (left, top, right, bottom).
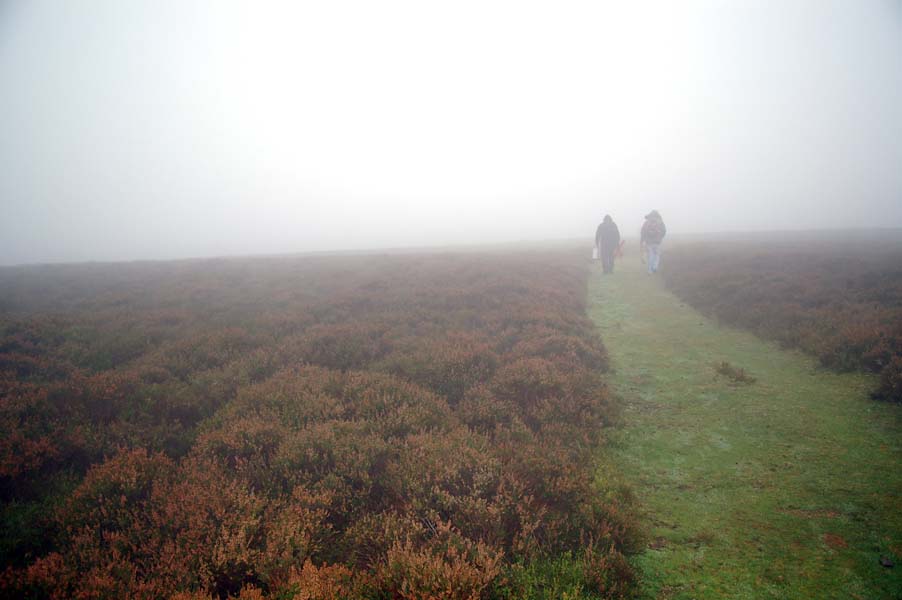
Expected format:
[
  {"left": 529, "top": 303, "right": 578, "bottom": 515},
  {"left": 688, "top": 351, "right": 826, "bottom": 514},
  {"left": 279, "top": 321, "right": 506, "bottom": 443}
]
[{"left": 601, "top": 250, "right": 615, "bottom": 274}]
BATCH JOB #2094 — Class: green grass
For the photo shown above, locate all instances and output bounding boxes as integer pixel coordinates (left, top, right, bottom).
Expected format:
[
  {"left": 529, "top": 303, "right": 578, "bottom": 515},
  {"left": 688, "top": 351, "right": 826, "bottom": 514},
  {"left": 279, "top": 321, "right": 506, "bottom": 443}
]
[
  {"left": 493, "top": 554, "right": 607, "bottom": 600},
  {"left": 589, "top": 257, "right": 902, "bottom": 599}
]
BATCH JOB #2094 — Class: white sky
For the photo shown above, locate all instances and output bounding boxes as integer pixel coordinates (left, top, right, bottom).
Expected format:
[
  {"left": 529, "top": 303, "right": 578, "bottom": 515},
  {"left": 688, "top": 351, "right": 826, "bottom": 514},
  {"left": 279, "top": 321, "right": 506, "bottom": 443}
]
[{"left": 2, "top": 0, "right": 902, "bottom": 264}]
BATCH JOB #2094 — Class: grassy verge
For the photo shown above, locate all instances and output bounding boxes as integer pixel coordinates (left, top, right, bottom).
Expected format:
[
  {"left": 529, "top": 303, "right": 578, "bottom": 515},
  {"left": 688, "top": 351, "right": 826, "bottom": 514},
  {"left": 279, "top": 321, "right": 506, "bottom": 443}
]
[{"left": 589, "top": 256, "right": 902, "bottom": 599}]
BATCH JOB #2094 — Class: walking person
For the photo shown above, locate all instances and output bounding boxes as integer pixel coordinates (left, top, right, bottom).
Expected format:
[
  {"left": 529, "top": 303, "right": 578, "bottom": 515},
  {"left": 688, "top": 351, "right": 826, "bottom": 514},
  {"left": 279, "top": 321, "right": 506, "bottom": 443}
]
[
  {"left": 595, "top": 215, "right": 621, "bottom": 274},
  {"left": 640, "top": 210, "right": 666, "bottom": 274}
]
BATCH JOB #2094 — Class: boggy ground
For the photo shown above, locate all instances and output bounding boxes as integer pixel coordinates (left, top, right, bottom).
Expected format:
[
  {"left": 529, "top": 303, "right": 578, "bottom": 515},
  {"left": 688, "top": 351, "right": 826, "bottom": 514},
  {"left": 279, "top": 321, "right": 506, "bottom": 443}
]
[{"left": 589, "top": 256, "right": 902, "bottom": 599}]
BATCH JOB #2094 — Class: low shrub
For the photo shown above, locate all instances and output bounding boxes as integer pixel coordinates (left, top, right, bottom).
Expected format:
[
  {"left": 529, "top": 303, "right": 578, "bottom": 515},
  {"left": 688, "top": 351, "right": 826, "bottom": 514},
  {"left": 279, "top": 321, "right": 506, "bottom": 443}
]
[
  {"left": 0, "top": 249, "right": 638, "bottom": 597},
  {"left": 714, "top": 361, "right": 756, "bottom": 385},
  {"left": 664, "top": 241, "right": 902, "bottom": 402},
  {"left": 874, "top": 356, "right": 902, "bottom": 402}
]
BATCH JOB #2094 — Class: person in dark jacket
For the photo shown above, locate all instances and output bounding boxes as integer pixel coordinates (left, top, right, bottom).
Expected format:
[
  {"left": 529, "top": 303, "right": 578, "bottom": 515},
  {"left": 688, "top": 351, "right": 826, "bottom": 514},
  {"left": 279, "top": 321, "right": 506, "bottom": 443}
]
[
  {"left": 640, "top": 210, "right": 666, "bottom": 273},
  {"left": 595, "top": 215, "right": 621, "bottom": 274}
]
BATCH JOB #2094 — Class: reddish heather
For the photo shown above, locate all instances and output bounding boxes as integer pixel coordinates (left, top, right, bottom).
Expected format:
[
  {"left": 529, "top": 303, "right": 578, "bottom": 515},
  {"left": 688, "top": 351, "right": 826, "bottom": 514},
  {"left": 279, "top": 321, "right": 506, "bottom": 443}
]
[
  {"left": 0, "top": 250, "right": 638, "bottom": 599},
  {"left": 662, "top": 238, "right": 902, "bottom": 402}
]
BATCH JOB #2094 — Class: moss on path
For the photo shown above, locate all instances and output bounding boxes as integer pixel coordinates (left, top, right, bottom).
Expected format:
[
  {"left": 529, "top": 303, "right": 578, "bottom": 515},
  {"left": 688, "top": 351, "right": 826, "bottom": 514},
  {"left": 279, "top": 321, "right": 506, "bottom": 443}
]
[{"left": 589, "top": 257, "right": 902, "bottom": 599}]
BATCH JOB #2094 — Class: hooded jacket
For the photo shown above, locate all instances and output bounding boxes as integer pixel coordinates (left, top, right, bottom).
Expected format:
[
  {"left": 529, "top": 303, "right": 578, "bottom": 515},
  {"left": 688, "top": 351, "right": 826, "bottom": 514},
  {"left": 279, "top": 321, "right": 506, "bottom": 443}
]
[
  {"left": 595, "top": 216, "right": 621, "bottom": 254},
  {"left": 640, "top": 211, "right": 666, "bottom": 245}
]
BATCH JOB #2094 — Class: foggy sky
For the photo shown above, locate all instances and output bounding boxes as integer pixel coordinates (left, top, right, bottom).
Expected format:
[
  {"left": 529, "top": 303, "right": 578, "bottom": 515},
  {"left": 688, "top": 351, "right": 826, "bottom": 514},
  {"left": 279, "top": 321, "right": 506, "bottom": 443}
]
[{"left": 2, "top": 0, "right": 902, "bottom": 265}]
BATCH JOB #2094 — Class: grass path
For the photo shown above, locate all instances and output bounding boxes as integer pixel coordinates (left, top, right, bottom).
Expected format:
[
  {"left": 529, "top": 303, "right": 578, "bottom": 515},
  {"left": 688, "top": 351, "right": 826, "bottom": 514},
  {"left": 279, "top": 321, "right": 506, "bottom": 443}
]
[{"left": 588, "top": 257, "right": 902, "bottom": 599}]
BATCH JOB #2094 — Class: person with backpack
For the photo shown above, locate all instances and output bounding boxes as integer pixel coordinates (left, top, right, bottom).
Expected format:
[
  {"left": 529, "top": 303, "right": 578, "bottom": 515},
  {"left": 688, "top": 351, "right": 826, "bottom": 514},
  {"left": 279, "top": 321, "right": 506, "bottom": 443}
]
[
  {"left": 595, "top": 215, "right": 621, "bottom": 274},
  {"left": 640, "top": 210, "right": 666, "bottom": 274}
]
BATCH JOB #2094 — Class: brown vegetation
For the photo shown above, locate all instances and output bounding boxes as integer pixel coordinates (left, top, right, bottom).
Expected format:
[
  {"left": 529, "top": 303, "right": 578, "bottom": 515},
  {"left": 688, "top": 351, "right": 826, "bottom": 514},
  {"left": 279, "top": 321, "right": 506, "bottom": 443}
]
[
  {"left": 663, "top": 238, "right": 902, "bottom": 402},
  {"left": 713, "top": 361, "right": 756, "bottom": 385},
  {"left": 0, "top": 250, "right": 638, "bottom": 598}
]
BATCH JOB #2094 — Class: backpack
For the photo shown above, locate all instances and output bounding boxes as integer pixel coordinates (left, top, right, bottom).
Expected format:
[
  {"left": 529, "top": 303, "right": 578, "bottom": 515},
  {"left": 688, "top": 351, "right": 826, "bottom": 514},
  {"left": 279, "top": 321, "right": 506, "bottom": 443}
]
[{"left": 644, "top": 219, "right": 665, "bottom": 244}]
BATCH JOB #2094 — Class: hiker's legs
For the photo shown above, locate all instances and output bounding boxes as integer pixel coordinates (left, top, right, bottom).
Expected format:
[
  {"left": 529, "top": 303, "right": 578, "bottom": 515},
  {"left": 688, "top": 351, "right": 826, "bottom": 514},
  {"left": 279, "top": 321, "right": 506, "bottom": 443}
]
[
  {"left": 602, "top": 251, "right": 614, "bottom": 274},
  {"left": 647, "top": 244, "right": 661, "bottom": 273}
]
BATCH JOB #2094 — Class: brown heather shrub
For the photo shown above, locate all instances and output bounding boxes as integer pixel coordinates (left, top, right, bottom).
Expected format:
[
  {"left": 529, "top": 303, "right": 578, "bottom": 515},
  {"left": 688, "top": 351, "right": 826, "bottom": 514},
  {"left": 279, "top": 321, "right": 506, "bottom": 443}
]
[
  {"left": 491, "top": 357, "right": 568, "bottom": 409},
  {"left": 380, "top": 333, "right": 500, "bottom": 405},
  {"left": 714, "top": 361, "right": 756, "bottom": 384},
  {"left": 509, "top": 329, "right": 609, "bottom": 372},
  {"left": 580, "top": 541, "right": 637, "bottom": 599},
  {"left": 387, "top": 428, "right": 504, "bottom": 543},
  {"left": 159, "top": 328, "right": 265, "bottom": 381},
  {"left": 0, "top": 249, "right": 638, "bottom": 597},
  {"left": 664, "top": 239, "right": 902, "bottom": 403},
  {"left": 456, "top": 384, "right": 516, "bottom": 434},
  {"left": 875, "top": 356, "right": 902, "bottom": 402},
  {"left": 297, "top": 323, "right": 392, "bottom": 372},
  {"left": 378, "top": 521, "right": 503, "bottom": 600},
  {"left": 281, "top": 560, "right": 372, "bottom": 599}
]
